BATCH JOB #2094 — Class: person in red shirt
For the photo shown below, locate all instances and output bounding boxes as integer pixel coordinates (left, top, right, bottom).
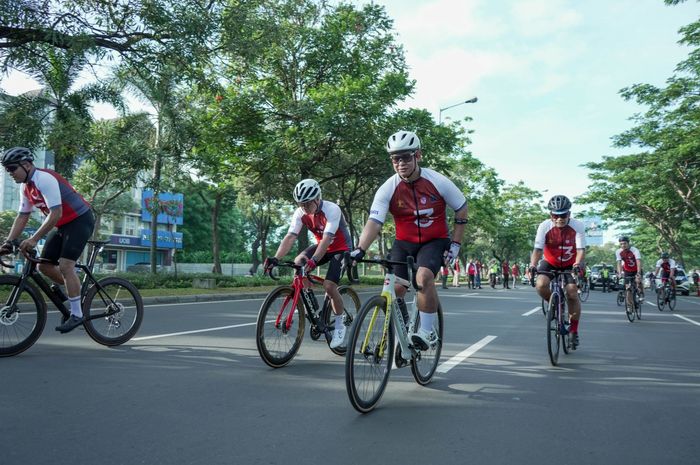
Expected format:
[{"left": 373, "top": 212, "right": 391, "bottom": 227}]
[
  {"left": 351, "top": 130, "right": 468, "bottom": 350},
  {"left": 511, "top": 262, "right": 520, "bottom": 289},
  {"left": 0, "top": 147, "right": 94, "bottom": 334},
  {"left": 529, "top": 195, "right": 586, "bottom": 349},
  {"left": 502, "top": 260, "right": 510, "bottom": 289},
  {"left": 264, "top": 179, "right": 352, "bottom": 349}
]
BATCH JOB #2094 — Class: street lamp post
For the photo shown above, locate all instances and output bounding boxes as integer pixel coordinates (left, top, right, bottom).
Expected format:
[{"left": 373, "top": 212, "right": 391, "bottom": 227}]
[{"left": 439, "top": 97, "right": 478, "bottom": 124}]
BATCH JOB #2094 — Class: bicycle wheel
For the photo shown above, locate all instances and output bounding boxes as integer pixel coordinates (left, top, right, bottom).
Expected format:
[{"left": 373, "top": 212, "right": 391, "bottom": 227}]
[
  {"left": 325, "top": 285, "right": 361, "bottom": 356},
  {"left": 616, "top": 291, "right": 624, "bottom": 306},
  {"left": 411, "top": 303, "right": 444, "bottom": 385},
  {"left": 561, "top": 300, "right": 570, "bottom": 355},
  {"left": 634, "top": 291, "right": 642, "bottom": 320},
  {"left": 541, "top": 298, "right": 547, "bottom": 316},
  {"left": 656, "top": 288, "right": 665, "bottom": 311},
  {"left": 345, "top": 295, "right": 394, "bottom": 413},
  {"left": 256, "top": 285, "right": 305, "bottom": 368},
  {"left": 668, "top": 290, "right": 676, "bottom": 311},
  {"left": 625, "top": 288, "right": 635, "bottom": 323},
  {"left": 82, "top": 277, "right": 144, "bottom": 346},
  {"left": 546, "top": 292, "right": 560, "bottom": 366},
  {"left": 579, "top": 282, "right": 589, "bottom": 302},
  {"left": 0, "top": 276, "right": 47, "bottom": 357}
]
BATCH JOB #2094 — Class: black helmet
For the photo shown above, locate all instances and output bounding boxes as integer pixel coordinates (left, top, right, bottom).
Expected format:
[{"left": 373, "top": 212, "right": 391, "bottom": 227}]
[
  {"left": 1, "top": 147, "right": 33, "bottom": 166},
  {"left": 618, "top": 236, "right": 630, "bottom": 243},
  {"left": 660, "top": 252, "right": 669, "bottom": 259},
  {"left": 547, "top": 195, "right": 571, "bottom": 214}
]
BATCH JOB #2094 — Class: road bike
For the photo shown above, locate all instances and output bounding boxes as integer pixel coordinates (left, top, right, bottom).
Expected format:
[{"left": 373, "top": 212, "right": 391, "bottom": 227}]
[
  {"left": 0, "top": 240, "right": 144, "bottom": 357},
  {"left": 622, "top": 275, "right": 642, "bottom": 322},
  {"left": 255, "top": 260, "right": 360, "bottom": 368},
  {"left": 345, "top": 256, "right": 443, "bottom": 413},
  {"left": 538, "top": 269, "right": 574, "bottom": 366},
  {"left": 656, "top": 279, "right": 676, "bottom": 311}
]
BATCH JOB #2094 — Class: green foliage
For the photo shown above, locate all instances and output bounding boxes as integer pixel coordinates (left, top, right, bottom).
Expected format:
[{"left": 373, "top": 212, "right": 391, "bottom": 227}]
[{"left": 0, "top": 210, "right": 41, "bottom": 238}]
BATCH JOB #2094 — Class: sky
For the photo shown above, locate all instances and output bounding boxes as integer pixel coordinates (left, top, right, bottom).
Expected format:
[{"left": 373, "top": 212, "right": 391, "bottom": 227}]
[{"left": 1, "top": 0, "right": 697, "bottom": 220}]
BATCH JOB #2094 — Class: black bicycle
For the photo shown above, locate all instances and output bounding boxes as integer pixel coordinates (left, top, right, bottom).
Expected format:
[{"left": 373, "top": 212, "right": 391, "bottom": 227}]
[
  {"left": 0, "top": 240, "right": 144, "bottom": 357},
  {"left": 255, "top": 260, "right": 360, "bottom": 368},
  {"left": 539, "top": 269, "right": 574, "bottom": 366},
  {"left": 622, "top": 275, "right": 642, "bottom": 322}
]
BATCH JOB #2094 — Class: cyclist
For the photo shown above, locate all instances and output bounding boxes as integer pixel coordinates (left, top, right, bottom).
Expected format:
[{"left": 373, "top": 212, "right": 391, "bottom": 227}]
[
  {"left": 529, "top": 195, "right": 586, "bottom": 349},
  {"left": 263, "top": 179, "right": 352, "bottom": 349},
  {"left": 350, "top": 130, "right": 468, "bottom": 350},
  {"left": 615, "top": 236, "right": 644, "bottom": 307},
  {"left": 654, "top": 252, "right": 677, "bottom": 295},
  {"left": 0, "top": 147, "right": 94, "bottom": 333}
]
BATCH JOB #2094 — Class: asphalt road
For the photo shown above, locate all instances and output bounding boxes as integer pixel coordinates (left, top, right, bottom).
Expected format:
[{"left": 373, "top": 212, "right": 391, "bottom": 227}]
[{"left": 2, "top": 285, "right": 699, "bottom": 465}]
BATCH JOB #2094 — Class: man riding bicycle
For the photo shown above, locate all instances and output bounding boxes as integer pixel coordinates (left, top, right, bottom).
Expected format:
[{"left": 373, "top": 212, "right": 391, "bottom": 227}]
[
  {"left": 529, "top": 195, "right": 586, "bottom": 349},
  {"left": 0, "top": 147, "right": 95, "bottom": 333},
  {"left": 616, "top": 236, "right": 644, "bottom": 305},
  {"left": 654, "top": 252, "right": 677, "bottom": 295},
  {"left": 350, "top": 130, "right": 468, "bottom": 351},
  {"left": 263, "top": 179, "right": 352, "bottom": 349}
]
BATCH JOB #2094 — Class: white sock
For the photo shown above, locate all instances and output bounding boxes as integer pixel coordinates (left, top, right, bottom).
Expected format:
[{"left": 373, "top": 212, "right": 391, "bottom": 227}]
[
  {"left": 68, "top": 296, "right": 83, "bottom": 318},
  {"left": 419, "top": 311, "right": 436, "bottom": 333}
]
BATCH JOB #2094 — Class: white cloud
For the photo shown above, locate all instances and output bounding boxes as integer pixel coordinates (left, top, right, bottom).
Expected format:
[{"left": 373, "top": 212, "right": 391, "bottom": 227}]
[{"left": 510, "top": 0, "right": 582, "bottom": 37}]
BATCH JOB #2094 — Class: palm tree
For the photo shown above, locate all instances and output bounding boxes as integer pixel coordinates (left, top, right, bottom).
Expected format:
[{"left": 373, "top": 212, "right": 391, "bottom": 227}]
[{"left": 0, "top": 47, "right": 123, "bottom": 177}]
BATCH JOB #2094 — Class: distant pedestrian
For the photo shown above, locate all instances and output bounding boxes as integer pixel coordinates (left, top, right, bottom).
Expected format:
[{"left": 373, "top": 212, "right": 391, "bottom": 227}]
[
  {"left": 511, "top": 262, "right": 520, "bottom": 289},
  {"left": 502, "top": 260, "right": 510, "bottom": 289},
  {"left": 467, "top": 259, "right": 476, "bottom": 289}
]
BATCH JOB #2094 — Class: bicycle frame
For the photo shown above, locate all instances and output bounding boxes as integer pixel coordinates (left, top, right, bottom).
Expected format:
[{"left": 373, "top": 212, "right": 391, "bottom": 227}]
[
  {"left": 5, "top": 241, "right": 119, "bottom": 322},
  {"left": 362, "top": 271, "right": 417, "bottom": 362},
  {"left": 278, "top": 266, "right": 325, "bottom": 332}
]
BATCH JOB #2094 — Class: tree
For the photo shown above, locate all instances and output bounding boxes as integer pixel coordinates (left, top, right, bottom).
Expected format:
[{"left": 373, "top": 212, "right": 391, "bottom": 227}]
[
  {"left": 0, "top": 48, "right": 123, "bottom": 176},
  {"left": 72, "top": 113, "right": 153, "bottom": 239}
]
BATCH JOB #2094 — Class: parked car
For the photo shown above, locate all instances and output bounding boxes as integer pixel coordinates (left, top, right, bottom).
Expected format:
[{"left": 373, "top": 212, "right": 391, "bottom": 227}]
[
  {"left": 589, "top": 264, "right": 619, "bottom": 291},
  {"left": 126, "top": 262, "right": 164, "bottom": 273},
  {"left": 653, "top": 268, "right": 690, "bottom": 296}
]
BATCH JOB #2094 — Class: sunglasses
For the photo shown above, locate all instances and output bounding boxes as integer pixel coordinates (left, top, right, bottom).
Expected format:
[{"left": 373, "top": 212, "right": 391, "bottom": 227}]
[
  {"left": 4, "top": 165, "right": 20, "bottom": 173},
  {"left": 389, "top": 152, "right": 415, "bottom": 164},
  {"left": 550, "top": 212, "right": 569, "bottom": 219}
]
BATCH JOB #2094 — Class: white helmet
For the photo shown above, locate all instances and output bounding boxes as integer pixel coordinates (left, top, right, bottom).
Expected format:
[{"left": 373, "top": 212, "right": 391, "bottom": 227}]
[
  {"left": 386, "top": 130, "right": 420, "bottom": 154},
  {"left": 293, "top": 179, "right": 321, "bottom": 203}
]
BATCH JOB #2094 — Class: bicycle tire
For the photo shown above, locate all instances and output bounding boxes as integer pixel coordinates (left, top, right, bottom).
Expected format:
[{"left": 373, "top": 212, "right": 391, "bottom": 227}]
[
  {"left": 345, "top": 295, "right": 394, "bottom": 413},
  {"left": 0, "top": 276, "right": 47, "bottom": 357},
  {"left": 579, "top": 283, "right": 589, "bottom": 302},
  {"left": 656, "top": 288, "right": 665, "bottom": 311},
  {"left": 541, "top": 298, "right": 547, "bottom": 316},
  {"left": 411, "top": 303, "right": 444, "bottom": 385},
  {"left": 616, "top": 291, "right": 624, "bottom": 306},
  {"left": 256, "top": 285, "right": 305, "bottom": 368},
  {"left": 82, "top": 277, "right": 144, "bottom": 346},
  {"left": 561, "top": 298, "right": 570, "bottom": 355},
  {"left": 668, "top": 291, "right": 676, "bottom": 311},
  {"left": 325, "top": 285, "right": 361, "bottom": 356},
  {"left": 546, "top": 292, "right": 560, "bottom": 366},
  {"left": 625, "top": 288, "right": 635, "bottom": 323}
]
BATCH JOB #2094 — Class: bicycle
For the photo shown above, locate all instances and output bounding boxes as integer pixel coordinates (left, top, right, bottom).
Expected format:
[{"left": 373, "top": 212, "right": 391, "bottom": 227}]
[
  {"left": 345, "top": 256, "right": 443, "bottom": 413},
  {"left": 0, "top": 240, "right": 144, "bottom": 357},
  {"left": 255, "top": 260, "right": 360, "bottom": 368},
  {"left": 538, "top": 269, "right": 574, "bottom": 366},
  {"left": 622, "top": 275, "right": 642, "bottom": 322},
  {"left": 656, "top": 278, "right": 676, "bottom": 311}
]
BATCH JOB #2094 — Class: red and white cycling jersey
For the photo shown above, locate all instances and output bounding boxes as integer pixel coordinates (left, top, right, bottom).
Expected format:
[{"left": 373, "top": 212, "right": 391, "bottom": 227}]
[
  {"left": 616, "top": 247, "right": 642, "bottom": 273},
  {"left": 655, "top": 258, "right": 677, "bottom": 274},
  {"left": 288, "top": 200, "right": 351, "bottom": 254},
  {"left": 534, "top": 218, "right": 586, "bottom": 268},
  {"left": 19, "top": 169, "right": 91, "bottom": 227},
  {"left": 368, "top": 168, "right": 467, "bottom": 244}
]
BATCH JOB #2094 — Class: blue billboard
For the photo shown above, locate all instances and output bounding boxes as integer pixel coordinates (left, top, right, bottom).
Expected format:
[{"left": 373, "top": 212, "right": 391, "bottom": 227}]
[
  {"left": 140, "top": 229, "right": 183, "bottom": 249},
  {"left": 141, "top": 191, "right": 184, "bottom": 225}
]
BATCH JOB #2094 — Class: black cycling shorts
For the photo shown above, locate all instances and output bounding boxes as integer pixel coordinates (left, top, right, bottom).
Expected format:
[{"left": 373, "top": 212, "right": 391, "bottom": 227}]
[
  {"left": 41, "top": 210, "right": 95, "bottom": 264},
  {"left": 537, "top": 260, "right": 576, "bottom": 286},
  {"left": 390, "top": 238, "right": 451, "bottom": 283},
  {"left": 622, "top": 271, "right": 639, "bottom": 285},
  {"left": 301, "top": 245, "right": 347, "bottom": 284}
]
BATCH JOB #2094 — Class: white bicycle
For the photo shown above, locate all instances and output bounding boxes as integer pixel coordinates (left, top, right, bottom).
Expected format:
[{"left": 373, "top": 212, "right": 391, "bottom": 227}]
[{"left": 345, "top": 256, "right": 443, "bottom": 413}]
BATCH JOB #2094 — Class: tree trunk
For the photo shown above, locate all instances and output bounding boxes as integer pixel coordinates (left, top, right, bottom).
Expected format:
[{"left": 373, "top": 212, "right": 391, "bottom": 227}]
[
  {"left": 250, "top": 237, "right": 261, "bottom": 275},
  {"left": 211, "top": 193, "right": 222, "bottom": 274}
]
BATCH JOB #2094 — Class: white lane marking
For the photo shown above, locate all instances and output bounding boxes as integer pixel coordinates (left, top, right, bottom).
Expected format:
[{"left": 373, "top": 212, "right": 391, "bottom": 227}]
[
  {"left": 437, "top": 335, "right": 497, "bottom": 373},
  {"left": 674, "top": 314, "right": 700, "bottom": 327},
  {"left": 522, "top": 307, "right": 541, "bottom": 316},
  {"left": 132, "top": 322, "right": 256, "bottom": 341}
]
